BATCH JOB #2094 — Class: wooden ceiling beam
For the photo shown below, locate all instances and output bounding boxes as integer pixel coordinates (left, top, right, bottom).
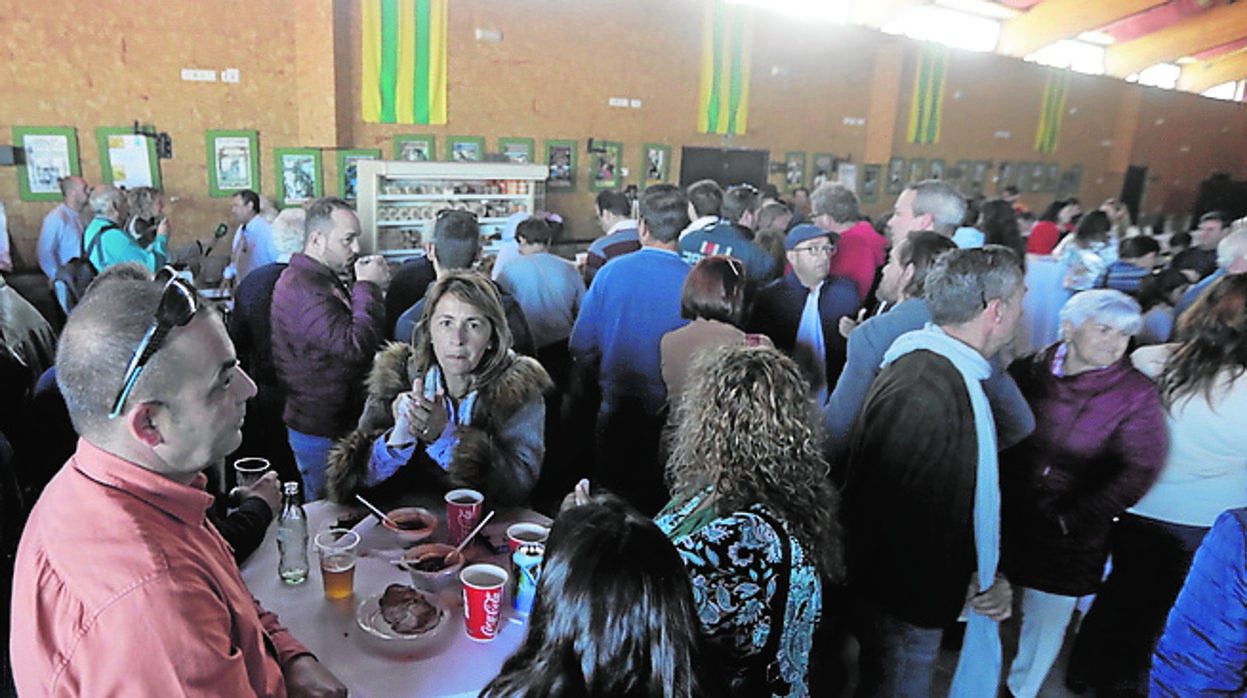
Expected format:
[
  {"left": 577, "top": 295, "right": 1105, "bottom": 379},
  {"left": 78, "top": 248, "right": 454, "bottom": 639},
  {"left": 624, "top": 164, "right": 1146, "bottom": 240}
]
[
  {"left": 1105, "top": 2, "right": 1247, "bottom": 77},
  {"left": 1177, "top": 50, "right": 1247, "bottom": 94},
  {"left": 997, "top": 0, "right": 1162, "bottom": 58}
]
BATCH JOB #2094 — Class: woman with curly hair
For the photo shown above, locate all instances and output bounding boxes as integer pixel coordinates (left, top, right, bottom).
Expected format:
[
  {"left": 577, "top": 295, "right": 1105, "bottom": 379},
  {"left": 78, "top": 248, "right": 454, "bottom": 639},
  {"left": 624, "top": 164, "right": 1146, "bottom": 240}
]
[
  {"left": 655, "top": 344, "right": 843, "bottom": 698},
  {"left": 1066, "top": 274, "right": 1247, "bottom": 695},
  {"left": 482, "top": 494, "right": 722, "bottom": 698},
  {"left": 324, "top": 270, "right": 551, "bottom": 506}
]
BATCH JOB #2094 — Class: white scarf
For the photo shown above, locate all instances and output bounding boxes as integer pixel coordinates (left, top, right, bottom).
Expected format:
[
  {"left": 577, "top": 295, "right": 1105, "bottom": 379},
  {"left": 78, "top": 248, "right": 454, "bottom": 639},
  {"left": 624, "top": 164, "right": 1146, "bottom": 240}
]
[{"left": 883, "top": 324, "right": 1001, "bottom": 698}]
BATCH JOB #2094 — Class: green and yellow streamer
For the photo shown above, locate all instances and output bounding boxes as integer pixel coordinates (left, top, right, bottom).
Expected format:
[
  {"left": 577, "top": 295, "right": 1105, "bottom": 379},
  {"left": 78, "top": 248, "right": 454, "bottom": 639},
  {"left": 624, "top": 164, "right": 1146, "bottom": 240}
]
[
  {"left": 907, "top": 43, "right": 948, "bottom": 145},
  {"left": 362, "top": 0, "right": 447, "bottom": 125},
  {"left": 1034, "top": 71, "right": 1070, "bottom": 154},
  {"left": 698, "top": 0, "right": 752, "bottom": 135}
]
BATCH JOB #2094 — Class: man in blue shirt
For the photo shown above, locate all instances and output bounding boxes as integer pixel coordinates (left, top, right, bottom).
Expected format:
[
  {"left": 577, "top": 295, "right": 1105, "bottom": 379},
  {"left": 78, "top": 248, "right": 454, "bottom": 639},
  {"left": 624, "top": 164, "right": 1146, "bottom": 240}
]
[
  {"left": 570, "top": 184, "right": 691, "bottom": 514},
  {"left": 38, "top": 176, "right": 90, "bottom": 283},
  {"left": 1101, "top": 235, "right": 1159, "bottom": 294},
  {"left": 679, "top": 183, "right": 778, "bottom": 287},
  {"left": 224, "top": 189, "right": 277, "bottom": 286}
]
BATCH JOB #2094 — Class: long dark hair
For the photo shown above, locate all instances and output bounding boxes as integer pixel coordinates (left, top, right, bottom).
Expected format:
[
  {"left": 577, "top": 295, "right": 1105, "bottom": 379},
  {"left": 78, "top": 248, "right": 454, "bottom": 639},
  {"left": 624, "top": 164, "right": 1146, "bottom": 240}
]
[
  {"left": 1072, "top": 210, "right": 1112, "bottom": 248},
  {"left": 480, "top": 496, "right": 715, "bottom": 698},
  {"left": 977, "top": 199, "right": 1026, "bottom": 264},
  {"left": 1160, "top": 274, "right": 1247, "bottom": 407}
]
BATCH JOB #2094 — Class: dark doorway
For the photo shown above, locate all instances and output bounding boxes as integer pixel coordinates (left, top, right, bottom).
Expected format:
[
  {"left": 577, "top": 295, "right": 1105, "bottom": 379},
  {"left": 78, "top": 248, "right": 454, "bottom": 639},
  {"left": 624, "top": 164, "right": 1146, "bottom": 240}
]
[
  {"left": 1120, "top": 165, "right": 1147, "bottom": 226},
  {"left": 679, "top": 147, "right": 770, "bottom": 190}
]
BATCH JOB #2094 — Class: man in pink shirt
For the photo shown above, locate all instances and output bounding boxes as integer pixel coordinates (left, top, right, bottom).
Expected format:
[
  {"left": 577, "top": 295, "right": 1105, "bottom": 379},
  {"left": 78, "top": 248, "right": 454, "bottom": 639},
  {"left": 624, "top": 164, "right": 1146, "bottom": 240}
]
[
  {"left": 10, "top": 275, "right": 345, "bottom": 696},
  {"left": 812, "top": 183, "right": 887, "bottom": 303}
]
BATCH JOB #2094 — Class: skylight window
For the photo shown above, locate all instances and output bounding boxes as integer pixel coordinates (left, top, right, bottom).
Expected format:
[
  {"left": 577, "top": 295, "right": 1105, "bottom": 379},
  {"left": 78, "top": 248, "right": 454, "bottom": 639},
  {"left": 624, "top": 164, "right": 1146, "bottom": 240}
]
[
  {"left": 880, "top": 6, "right": 1001, "bottom": 53},
  {"left": 1127, "top": 63, "right": 1181, "bottom": 89},
  {"left": 1025, "top": 40, "right": 1106, "bottom": 75},
  {"left": 1201, "top": 80, "right": 1245, "bottom": 102}
]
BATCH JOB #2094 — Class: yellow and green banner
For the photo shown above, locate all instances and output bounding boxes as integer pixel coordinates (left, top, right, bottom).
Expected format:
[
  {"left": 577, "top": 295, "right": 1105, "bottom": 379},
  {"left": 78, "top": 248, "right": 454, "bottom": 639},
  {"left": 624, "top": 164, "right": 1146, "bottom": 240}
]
[
  {"left": 1034, "top": 71, "right": 1070, "bottom": 153},
  {"left": 362, "top": 0, "right": 448, "bottom": 125},
  {"left": 698, "top": 0, "right": 752, "bottom": 135},
  {"left": 907, "top": 43, "right": 948, "bottom": 144}
]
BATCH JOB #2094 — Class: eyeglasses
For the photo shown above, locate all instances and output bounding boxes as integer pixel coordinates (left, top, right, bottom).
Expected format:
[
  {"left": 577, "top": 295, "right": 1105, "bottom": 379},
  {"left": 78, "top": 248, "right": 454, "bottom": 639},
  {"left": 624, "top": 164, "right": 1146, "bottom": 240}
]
[
  {"left": 794, "top": 244, "right": 836, "bottom": 256},
  {"left": 109, "top": 270, "right": 199, "bottom": 418},
  {"left": 436, "top": 209, "right": 478, "bottom": 222},
  {"left": 724, "top": 256, "right": 744, "bottom": 279}
]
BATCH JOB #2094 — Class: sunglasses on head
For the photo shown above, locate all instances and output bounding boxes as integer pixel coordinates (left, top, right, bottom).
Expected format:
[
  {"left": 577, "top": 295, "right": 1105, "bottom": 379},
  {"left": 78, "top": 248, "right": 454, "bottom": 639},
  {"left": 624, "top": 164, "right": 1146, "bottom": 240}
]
[{"left": 109, "top": 268, "right": 199, "bottom": 418}]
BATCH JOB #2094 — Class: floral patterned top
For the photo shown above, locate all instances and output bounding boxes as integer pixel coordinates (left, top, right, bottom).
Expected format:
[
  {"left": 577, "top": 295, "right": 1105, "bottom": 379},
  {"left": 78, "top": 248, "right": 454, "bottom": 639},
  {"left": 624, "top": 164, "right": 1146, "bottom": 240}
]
[{"left": 654, "top": 489, "right": 822, "bottom": 698}]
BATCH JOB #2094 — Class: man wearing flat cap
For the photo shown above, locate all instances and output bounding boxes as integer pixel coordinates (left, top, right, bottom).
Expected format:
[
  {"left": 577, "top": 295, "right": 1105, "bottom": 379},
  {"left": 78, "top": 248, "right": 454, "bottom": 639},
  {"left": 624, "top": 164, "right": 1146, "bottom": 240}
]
[{"left": 747, "top": 223, "right": 861, "bottom": 402}]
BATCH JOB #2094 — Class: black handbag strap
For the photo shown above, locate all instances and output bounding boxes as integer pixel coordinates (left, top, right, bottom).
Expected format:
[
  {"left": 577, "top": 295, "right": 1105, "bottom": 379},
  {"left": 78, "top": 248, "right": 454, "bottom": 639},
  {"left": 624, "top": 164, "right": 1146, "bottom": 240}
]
[{"left": 750, "top": 506, "right": 792, "bottom": 694}]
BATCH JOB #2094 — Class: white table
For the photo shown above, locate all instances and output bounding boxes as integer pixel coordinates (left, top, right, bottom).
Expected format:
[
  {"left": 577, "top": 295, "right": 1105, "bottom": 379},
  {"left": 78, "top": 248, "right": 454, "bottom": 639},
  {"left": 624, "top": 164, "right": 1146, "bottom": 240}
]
[{"left": 241, "top": 500, "right": 547, "bottom": 698}]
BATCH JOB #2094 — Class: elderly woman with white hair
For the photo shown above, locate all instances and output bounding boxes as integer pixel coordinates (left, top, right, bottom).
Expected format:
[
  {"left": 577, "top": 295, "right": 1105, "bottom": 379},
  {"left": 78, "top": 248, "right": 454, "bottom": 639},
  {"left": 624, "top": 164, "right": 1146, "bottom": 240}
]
[{"left": 999, "top": 289, "right": 1168, "bottom": 698}]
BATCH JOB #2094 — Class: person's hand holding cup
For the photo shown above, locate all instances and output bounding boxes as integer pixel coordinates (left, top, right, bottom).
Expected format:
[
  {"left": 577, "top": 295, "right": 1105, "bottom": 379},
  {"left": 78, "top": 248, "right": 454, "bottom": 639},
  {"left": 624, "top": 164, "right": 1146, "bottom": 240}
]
[
  {"left": 234, "top": 470, "right": 281, "bottom": 514},
  {"left": 354, "top": 254, "right": 391, "bottom": 290}
]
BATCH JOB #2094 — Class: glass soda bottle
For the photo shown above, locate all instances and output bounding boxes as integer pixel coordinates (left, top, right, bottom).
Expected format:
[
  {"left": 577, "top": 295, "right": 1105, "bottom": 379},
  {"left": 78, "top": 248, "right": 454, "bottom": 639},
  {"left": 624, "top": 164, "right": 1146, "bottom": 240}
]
[{"left": 277, "top": 481, "right": 309, "bottom": 585}]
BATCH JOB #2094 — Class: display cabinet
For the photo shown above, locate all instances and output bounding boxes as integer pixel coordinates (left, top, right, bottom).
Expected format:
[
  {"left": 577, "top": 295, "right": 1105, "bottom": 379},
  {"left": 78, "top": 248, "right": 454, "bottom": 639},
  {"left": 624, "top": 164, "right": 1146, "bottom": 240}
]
[{"left": 356, "top": 160, "right": 548, "bottom": 260}]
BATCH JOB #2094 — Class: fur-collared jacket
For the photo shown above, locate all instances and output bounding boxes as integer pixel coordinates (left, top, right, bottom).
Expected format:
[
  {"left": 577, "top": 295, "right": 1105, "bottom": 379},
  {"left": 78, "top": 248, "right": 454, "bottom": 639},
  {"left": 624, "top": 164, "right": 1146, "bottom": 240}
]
[{"left": 325, "top": 342, "right": 552, "bottom": 505}]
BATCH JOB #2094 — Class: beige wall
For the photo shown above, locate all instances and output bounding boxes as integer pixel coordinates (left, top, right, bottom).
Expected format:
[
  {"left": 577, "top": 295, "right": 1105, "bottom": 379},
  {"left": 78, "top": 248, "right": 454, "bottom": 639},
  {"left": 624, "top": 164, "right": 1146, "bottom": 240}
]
[{"left": 3, "top": 0, "right": 1247, "bottom": 265}]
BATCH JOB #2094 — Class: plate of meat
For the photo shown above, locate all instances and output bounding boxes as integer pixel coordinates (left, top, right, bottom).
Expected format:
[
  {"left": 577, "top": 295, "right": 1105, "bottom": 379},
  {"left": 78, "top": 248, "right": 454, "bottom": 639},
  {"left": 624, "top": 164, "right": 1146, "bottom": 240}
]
[{"left": 355, "top": 583, "right": 449, "bottom": 655}]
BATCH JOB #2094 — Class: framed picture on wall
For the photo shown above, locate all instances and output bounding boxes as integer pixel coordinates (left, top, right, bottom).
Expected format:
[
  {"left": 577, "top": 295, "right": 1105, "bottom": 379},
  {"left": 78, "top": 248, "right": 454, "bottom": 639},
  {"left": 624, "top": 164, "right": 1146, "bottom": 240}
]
[
  {"left": 997, "top": 161, "right": 1016, "bottom": 194},
  {"left": 642, "top": 144, "right": 671, "bottom": 187},
  {"left": 861, "top": 164, "right": 881, "bottom": 204},
  {"left": 928, "top": 159, "right": 946, "bottom": 181},
  {"left": 811, "top": 152, "right": 835, "bottom": 189},
  {"left": 206, "top": 130, "right": 259, "bottom": 197},
  {"left": 908, "top": 158, "right": 927, "bottom": 184},
  {"left": 1044, "top": 163, "right": 1060, "bottom": 192},
  {"left": 1029, "top": 163, "right": 1046, "bottom": 193},
  {"left": 97, "top": 127, "right": 161, "bottom": 190},
  {"left": 12, "top": 126, "right": 80, "bottom": 201},
  {"left": 274, "top": 148, "right": 323, "bottom": 207},
  {"left": 1058, "top": 165, "right": 1083, "bottom": 199},
  {"left": 337, "top": 149, "right": 381, "bottom": 201},
  {"left": 591, "top": 141, "right": 622, "bottom": 191},
  {"left": 946, "top": 159, "right": 968, "bottom": 190},
  {"left": 971, "top": 161, "right": 990, "bottom": 195},
  {"left": 448, "top": 136, "right": 485, "bottom": 162},
  {"left": 886, "top": 157, "right": 906, "bottom": 195},
  {"left": 498, "top": 137, "right": 535, "bottom": 164},
  {"left": 1016, "top": 162, "right": 1033, "bottom": 193},
  {"left": 545, "top": 139, "right": 577, "bottom": 191},
  {"left": 784, "top": 152, "right": 806, "bottom": 191},
  {"left": 394, "top": 134, "right": 435, "bottom": 161}
]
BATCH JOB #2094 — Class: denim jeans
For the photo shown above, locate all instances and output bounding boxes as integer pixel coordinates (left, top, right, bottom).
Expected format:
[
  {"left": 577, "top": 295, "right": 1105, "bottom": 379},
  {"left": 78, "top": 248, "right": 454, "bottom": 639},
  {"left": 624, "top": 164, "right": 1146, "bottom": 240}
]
[
  {"left": 853, "top": 598, "right": 944, "bottom": 698},
  {"left": 286, "top": 428, "right": 334, "bottom": 501}
]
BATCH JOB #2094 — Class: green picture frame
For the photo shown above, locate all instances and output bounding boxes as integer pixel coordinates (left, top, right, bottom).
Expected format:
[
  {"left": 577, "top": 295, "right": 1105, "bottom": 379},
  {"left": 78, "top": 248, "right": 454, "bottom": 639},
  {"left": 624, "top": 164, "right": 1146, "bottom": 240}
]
[
  {"left": 590, "top": 141, "right": 623, "bottom": 192},
  {"left": 447, "top": 135, "right": 485, "bottom": 162},
  {"left": 642, "top": 143, "right": 671, "bottom": 187},
  {"left": 274, "top": 148, "right": 324, "bottom": 207},
  {"left": 97, "top": 126, "right": 162, "bottom": 190},
  {"left": 784, "top": 151, "right": 806, "bottom": 192},
  {"left": 393, "top": 134, "right": 435, "bottom": 161},
  {"left": 206, "top": 129, "right": 259, "bottom": 197},
  {"left": 336, "top": 149, "right": 382, "bottom": 200},
  {"left": 545, "top": 139, "right": 577, "bottom": 192},
  {"left": 860, "top": 164, "right": 882, "bottom": 204},
  {"left": 811, "top": 152, "right": 835, "bottom": 188},
  {"left": 907, "top": 158, "right": 927, "bottom": 184},
  {"left": 886, "top": 157, "right": 906, "bottom": 195},
  {"left": 12, "top": 126, "right": 80, "bottom": 201},
  {"left": 498, "top": 137, "right": 535, "bottom": 164}
]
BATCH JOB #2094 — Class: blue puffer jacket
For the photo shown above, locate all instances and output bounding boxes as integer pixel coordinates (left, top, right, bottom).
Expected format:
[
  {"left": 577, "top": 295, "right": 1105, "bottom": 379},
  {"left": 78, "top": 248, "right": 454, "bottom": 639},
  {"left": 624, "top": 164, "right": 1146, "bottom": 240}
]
[{"left": 1151, "top": 507, "right": 1247, "bottom": 696}]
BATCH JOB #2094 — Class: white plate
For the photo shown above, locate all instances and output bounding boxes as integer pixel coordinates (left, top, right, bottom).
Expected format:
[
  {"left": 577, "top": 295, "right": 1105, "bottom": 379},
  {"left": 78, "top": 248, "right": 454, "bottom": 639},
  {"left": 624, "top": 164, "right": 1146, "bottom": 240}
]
[{"left": 355, "top": 588, "right": 450, "bottom": 655}]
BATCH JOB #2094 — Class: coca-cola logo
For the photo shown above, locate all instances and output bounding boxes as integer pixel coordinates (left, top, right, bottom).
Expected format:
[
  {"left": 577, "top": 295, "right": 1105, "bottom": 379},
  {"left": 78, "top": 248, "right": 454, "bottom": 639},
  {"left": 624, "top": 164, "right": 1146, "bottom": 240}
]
[{"left": 481, "top": 590, "right": 501, "bottom": 636}]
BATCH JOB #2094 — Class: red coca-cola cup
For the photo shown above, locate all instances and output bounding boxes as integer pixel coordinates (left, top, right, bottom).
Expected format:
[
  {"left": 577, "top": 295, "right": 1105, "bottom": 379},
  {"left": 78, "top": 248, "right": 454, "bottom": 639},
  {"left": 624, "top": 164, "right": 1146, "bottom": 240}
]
[
  {"left": 444, "top": 488, "right": 483, "bottom": 546},
  {"left": 460, "top": 563, "right": 508, "bottom": 641}
]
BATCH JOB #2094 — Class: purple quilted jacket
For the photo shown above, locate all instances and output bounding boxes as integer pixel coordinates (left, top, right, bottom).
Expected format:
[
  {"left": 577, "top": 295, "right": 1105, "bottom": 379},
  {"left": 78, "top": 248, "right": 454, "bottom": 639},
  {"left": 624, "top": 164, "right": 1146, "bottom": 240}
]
[{"left": 271, "top": 253, "right": 386, "bottom": 438}]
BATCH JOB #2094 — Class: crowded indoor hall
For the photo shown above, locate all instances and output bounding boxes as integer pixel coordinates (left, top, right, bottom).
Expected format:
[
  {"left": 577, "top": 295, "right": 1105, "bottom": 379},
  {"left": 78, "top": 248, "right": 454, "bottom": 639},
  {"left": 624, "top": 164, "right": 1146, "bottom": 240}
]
[{"left": 4, "top": 1, "right": 1247, "bottom": 696}]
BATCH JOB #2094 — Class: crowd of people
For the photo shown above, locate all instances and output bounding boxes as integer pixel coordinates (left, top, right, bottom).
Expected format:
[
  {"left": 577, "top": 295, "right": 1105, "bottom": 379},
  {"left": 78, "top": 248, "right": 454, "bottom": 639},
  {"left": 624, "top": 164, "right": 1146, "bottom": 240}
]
[{"left": 3, "top": 172, "right": 1247, "bottom": 697}]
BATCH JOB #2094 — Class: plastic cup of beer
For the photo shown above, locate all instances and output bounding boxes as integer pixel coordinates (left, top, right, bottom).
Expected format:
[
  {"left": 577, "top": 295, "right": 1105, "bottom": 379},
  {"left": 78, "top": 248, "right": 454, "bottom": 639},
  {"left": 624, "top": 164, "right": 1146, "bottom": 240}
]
[
  {"left": 314, "top": 528, "right": 360, "bottom": 600},
  {"left": 233, "top": 457, "right": 270, "bottom": 488},
  {"left": 444, "top": 489, "right": 484, "bottom": 547},
  {"left": 460, "top": 563, "right": 508, "bottom": 641}
]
